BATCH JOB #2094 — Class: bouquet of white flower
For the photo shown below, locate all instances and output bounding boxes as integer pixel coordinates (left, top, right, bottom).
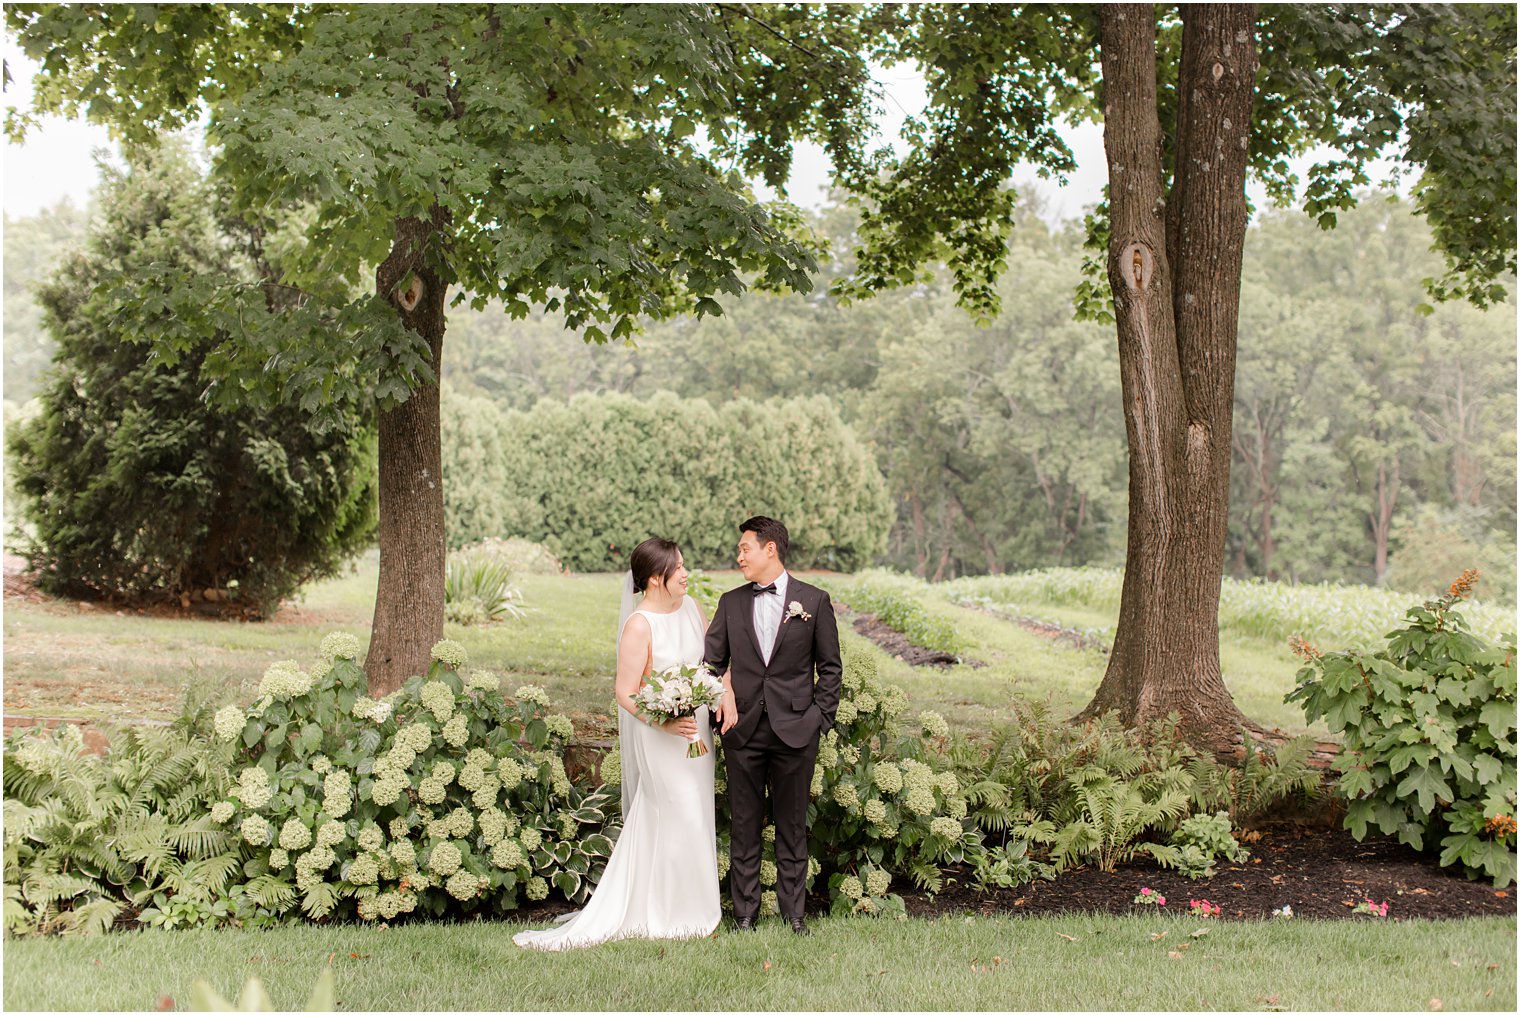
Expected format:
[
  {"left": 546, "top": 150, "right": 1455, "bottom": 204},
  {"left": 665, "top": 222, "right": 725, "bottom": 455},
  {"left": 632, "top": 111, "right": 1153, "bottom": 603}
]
[{"left": 634, "top": 663, "right": 725, "bottom": 758}]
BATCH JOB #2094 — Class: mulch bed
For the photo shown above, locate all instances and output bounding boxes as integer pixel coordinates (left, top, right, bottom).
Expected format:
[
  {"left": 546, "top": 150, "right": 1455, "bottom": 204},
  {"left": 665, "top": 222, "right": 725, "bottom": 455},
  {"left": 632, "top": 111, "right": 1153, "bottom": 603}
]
[
  {"left": 848, "top": 611, "right": 974, "bottom": 669},
  {"left": 889, "top": 824, "right": 1516, "bottom": 922}
]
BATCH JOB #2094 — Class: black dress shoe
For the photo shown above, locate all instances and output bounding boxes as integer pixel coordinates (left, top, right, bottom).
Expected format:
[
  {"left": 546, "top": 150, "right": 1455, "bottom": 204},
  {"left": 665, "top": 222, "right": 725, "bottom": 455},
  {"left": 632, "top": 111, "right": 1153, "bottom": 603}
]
[
  {"left": 789, "top": 916, "right": 810, "bottom": 936},
  {"left": 734, "top": 916, "right": 757, "bottom": 931}
]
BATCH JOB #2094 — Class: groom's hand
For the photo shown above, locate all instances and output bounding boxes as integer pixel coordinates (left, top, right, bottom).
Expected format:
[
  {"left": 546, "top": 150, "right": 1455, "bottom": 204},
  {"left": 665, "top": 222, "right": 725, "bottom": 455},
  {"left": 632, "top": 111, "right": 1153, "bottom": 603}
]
[{"left": 716, "top": 690, "right": 738, "bottom": 734}]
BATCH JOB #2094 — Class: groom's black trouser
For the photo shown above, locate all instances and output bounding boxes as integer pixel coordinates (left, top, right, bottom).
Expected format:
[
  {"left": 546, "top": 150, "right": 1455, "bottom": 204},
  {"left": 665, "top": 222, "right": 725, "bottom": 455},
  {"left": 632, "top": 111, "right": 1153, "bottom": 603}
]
[{"left": 724, "top": 716, "right": 820, "bottom": 920}]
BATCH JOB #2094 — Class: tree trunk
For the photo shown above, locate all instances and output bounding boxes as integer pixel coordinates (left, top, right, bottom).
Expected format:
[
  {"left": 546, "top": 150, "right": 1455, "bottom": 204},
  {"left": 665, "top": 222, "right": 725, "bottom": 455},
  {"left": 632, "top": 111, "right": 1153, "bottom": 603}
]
[
  {"left": 365, "top": 210, "right": 450, "bottom": 695},
  {"left": 1076, "top": 3, "right": 1261, "bottom": 753},
  {"left": 1370, "top": 458, "right": 1400, "bottom": 585}
]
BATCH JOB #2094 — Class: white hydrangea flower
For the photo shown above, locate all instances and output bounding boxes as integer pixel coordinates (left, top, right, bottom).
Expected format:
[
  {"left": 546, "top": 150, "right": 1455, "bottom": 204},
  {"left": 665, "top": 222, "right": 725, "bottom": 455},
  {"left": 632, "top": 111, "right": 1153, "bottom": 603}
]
[
  {"left": 597, "top": 750, "right": 620, "bottom": 787},
  {"left": 936, "top": 771, "right": 959, "bottom": 795},
  {"left": 834, "top": 699, "right": 858, "bottom": 725},
  {"left": 428, "top": 842, "right": 462, "bottom": 876},
  {"left": 863, "top": 799, "right": 888, "bottom": 825},
  {"left": 810, "top": 769, "right": 824, "bottom": 798},
  {"left": 471, "top": 781, "right": 499, "bottom": 810},
  {"left": 235, "top": 766, "right": 273, "bottom": 810},
  {"left": 210, "top": 801, "right": 235, "bottom": 824},
  {"left": 881, "top": 687, "right": 909, "bottom": 718},
  {"left": 490, "top": 839, "right": 525, "bottom": 870},
  {"left": 319, "top": 631, "right": 363, "bottom": 662},
  {"left": 316, "top": 820, "right": 346, "bottom": 848},
  {"left": 240, "top": 814, "right": 272, "bottom": 847},
  {"left": 817, "top": 740, "right": 839, "bottom": 768},
  {"left": 759, "top": 860, "right": 778, "bottom": 887},
  {"left": 839, "top": 875, "right": 864, "bottom": 900},
  {"left": 389, "top": 840, "right": 417, "bottom": 870},
  {"left": 446, "top": 870, "right": 481, "bottom": 901},
  {"left": 257, "top": 660, "right": 313, "bottom": 700},
  {"left": 441, "top": 713, "right": 469, "bottom": 747},
  {"left": 421, "top": 681, "right": 455, "bottom": 723},
  {"left": 431, "top": 639, "right": 468, "bottom": 669},
  {"left": 930, "top": 817, "right": 962, "bottom": 841},
  {"left": 716, "top": 848, "right": 731, "bottom": 879},
  {"left": 418, "top": 777, "right": 446, "bottom": 805},
  {"left": 759, "top": 891, "right": 780, "bottom": 916},
  {"left": 762, "top": 825, "right": 777, "bottom": 843},
  {"left": 347, "top": 854, "right": 380, "bottom": 886},
  {"left": 322, "top": 770, "right": 352, "bottom": 817},
  {"left": 213, "top": 705, "right": 244, "bottom": 742},
  {"left": 832, "top": 782, "right": 859, "bottom": 811},
  {"left": 854, "top": 691, "right": 877, "bottom": 713},
  {"left": 842, "top": 745, "right": 862, "bottom": 765},
  {"left": 808, "top": 857, "right": 821, "bottom": 878},
  {"left": 388, "top": 816, "right": 411, "bottom": 839},
  {"left": 279, "top": 819, "right": 313, "bottom": 851},
  {"left": 357, "top": 824, "right": 384, "bottom": 853},
  {"left": 268, "top": 848, "right": 289, "bottom": 871},
  {"left": 513, "top": 684, "right": 551, "bottom": 709},
  {"left": 947, "top": 797, "right": 968, "bottom": 820},
  {"left": 919, "top": 710, "right": 950, "bottom": 740},
  {"left": 872, "top": 762, "right": 903, "bottom": 795},
  {"left": 398, "top": 724, "right": 432, "bottom": 753},
  {"left": 903, "top": 787, "right": 937, "bottom": 816},
  {"left": 465, "top": 669, "right": 499, "bottom": 693},
  {"left": 519, "top": 827, "right": 542, "bottom": 852},
  {"left": 525, "top": 876, "right": 549, "bottom": 901},
  {"left": 448, "top": 808, "right": 474, "bottom": 838},
  {"left": 865, "top": 869, "right": 892, "bottom": 897},
  {"left": 310, "top": 755, "right": 332, "bottom": 775},
  {"left": 545, "top": 714, "right": 574, "bottom": 740},
  {"left": 370, "top": 772, "right": 408, "bottom": 807},
  {"left": 478, "top": 809, "right": 508, "bottom": 846},
  {"left": 432, "top": 762, "right": 456, "bottom": 785}
]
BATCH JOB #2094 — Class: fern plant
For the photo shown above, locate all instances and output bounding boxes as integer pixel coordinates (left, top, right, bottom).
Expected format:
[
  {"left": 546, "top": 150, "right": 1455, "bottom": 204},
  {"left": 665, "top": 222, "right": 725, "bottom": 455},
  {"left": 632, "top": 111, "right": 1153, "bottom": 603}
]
[
  {"left": 1187, "top": 730, "right": 1321, "bottom": 824},
  {"left": 3, "top": 704, "right": 238, "bottom": 937},
  {"left": 1049, "top": 767, "right": 1192, "bottom": 873}
]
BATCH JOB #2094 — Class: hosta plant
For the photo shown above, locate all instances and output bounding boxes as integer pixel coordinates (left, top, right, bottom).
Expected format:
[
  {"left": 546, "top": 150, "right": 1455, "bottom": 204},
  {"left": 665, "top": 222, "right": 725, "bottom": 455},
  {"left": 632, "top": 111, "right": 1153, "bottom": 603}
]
[
  {"left": 1287, "top": 570, "right": 1516, "bottom": 886},
  {"left": 1165, "top": 811, "right": 1251, "bottom": 880}
]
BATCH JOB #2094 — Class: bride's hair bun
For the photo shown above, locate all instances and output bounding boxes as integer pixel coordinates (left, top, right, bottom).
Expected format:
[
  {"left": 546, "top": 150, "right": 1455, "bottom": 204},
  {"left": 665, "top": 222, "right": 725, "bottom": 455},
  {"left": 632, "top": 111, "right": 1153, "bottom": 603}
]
[{"left": 630, "top": 537, "right": 682, "bottom": 593}]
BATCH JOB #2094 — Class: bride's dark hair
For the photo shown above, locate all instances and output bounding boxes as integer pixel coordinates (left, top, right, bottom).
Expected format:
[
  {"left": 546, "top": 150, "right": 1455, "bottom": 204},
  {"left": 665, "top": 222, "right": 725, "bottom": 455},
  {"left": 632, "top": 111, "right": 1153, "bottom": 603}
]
[{"left": 630, "top": 537, "right": 682, "bottom": 594}]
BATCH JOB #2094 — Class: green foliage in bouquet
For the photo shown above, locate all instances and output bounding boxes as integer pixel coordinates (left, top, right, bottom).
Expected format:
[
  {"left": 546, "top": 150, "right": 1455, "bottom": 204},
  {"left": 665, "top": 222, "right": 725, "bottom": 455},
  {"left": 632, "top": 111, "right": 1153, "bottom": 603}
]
[
  {"left": 4, "top": 704, "right": 238, "bottom": 937},
  {"left": 822, "top": 571, "right": 967, "bottom": 656},
  {"left": 1287, "top": 571, "right": 1517, "bottom": 886},
  {"left": 211, "top": 636, "right": 621, "bottom": 923}
]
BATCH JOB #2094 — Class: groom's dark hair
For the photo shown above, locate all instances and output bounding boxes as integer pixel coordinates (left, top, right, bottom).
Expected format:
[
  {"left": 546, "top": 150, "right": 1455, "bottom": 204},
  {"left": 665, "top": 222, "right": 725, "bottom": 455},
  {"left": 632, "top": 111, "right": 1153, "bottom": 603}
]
[
  {"left": 630, "top": 537, "right": 682, "bottom": 593},
  {"left": 739, "top": 516, "right": 789, "bottom": 565}
]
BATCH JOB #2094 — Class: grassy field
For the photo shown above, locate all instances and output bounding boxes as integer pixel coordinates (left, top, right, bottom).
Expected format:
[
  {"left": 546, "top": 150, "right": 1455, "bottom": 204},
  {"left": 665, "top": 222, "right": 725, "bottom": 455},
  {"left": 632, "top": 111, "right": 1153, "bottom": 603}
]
[
  {"left": 2, "top": 912, "right": 1513, "bottom": 1012},
  {"left": 9, "top": 552, "right": 1500, "bottom": 738}
]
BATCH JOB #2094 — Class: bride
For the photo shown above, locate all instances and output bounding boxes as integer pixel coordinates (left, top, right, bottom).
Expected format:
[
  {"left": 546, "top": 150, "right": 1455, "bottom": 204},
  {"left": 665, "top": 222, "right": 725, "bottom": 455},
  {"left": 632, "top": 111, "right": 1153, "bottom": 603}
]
[{"left": 513, "top": 537, "right": 722, "bottom": 950}]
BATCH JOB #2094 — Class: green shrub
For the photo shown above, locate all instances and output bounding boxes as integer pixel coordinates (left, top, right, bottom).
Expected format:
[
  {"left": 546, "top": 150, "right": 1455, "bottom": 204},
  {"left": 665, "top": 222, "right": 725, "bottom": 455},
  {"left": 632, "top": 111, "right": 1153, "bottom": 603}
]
[
  {"left": 442, "top": 390, "right": 892, "bottom": 572},
  {"left": 824, "top": 570, "right": 968, "bottom": 655},
  {"left": 1166, "top": 811, "right": 1251, "bottom": 880},
  {"left": 212, "top": 636, "right": 620, "bottom": 923},
  {"left": 443, "top": 544, "right": 524, "bottom": 626},
  {"left": 1286, "top": 572, "right": 1517, "bottom": 886},
  {"left": 3, "top": 705, "right": 238, "bottom": 937},
  {"left": 6, "top": 140, "right": 375, "bottom": 617}
]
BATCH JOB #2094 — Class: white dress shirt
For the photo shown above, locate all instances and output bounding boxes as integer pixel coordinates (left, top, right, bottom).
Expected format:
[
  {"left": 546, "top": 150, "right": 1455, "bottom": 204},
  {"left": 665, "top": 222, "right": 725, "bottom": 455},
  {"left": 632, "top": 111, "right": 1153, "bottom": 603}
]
[{"left": 751, "top": 570, "right": 790, "bottom": 666}]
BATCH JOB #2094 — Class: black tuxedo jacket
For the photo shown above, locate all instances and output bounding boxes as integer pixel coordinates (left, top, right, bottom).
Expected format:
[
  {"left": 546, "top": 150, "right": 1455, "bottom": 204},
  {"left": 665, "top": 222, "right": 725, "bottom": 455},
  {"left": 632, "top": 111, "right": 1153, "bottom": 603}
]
[{"left": 703, "top": 575, "right": 843, "bottom": 749}]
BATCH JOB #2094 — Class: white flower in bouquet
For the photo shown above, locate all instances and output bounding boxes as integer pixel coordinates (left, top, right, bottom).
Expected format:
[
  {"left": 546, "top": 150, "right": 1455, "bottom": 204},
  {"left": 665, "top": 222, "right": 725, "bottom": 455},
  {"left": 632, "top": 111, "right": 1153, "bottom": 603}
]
[{"left": 633, "top": 663, "right": 724, "bottom": 758}]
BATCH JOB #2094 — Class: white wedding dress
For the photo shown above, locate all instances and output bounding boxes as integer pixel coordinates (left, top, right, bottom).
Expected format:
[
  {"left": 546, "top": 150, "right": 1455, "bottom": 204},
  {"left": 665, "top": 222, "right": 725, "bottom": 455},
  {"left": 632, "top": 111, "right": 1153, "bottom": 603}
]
[{"left": 513, "top": 595, "right": 721, "bottom": 950}]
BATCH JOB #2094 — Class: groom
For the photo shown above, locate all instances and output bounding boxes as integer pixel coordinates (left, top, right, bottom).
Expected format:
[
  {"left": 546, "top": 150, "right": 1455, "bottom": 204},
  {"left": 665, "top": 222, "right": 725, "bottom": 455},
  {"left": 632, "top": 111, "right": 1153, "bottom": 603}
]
[{"left": 706, "top": 516, "right": 842, "bottom": 935}]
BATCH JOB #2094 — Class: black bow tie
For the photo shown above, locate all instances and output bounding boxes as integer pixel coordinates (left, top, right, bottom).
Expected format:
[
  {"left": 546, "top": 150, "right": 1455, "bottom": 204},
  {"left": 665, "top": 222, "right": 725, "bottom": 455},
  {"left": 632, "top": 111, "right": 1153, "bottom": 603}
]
[{"left": 751, "top": 582, "right": 778, "bottom": 595}]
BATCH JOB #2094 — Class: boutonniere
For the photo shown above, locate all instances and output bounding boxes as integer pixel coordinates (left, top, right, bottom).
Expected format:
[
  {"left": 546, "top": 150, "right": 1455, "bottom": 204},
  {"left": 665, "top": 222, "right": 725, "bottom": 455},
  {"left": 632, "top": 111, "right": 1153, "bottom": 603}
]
[{"left": 784, "top": 600, "right": 812, "bottom": 623}]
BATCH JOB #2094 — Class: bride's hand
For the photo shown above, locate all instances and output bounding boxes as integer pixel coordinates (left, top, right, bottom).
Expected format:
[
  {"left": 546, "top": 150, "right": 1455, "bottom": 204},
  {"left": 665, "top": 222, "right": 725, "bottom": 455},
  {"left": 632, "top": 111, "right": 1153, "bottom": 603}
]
[{"left": 662, "top": 716, "right": 699, "bottom": 738}]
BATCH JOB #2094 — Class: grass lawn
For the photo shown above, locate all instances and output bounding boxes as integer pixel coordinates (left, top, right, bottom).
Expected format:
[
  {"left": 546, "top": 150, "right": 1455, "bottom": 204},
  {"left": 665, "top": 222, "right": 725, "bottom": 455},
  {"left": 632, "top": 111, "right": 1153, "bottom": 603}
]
[
  {"left": 7, "top": 554, "right": 1332, "bottom": 736},
  {"left": 3, "top": 913, "right": 1512, "bottom": 1012}
]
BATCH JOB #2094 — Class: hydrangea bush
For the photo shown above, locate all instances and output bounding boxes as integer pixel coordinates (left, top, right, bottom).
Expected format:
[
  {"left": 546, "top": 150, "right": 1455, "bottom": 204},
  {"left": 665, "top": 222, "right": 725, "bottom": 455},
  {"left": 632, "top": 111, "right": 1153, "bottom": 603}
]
[{"left": 212, "top": 635, "right": 620, "bottom": 923}]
